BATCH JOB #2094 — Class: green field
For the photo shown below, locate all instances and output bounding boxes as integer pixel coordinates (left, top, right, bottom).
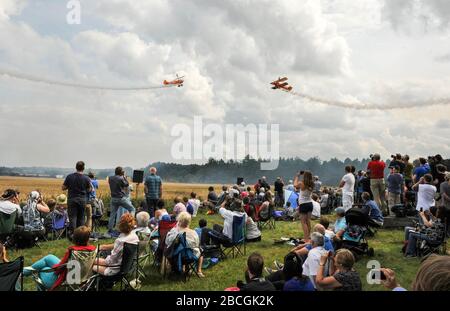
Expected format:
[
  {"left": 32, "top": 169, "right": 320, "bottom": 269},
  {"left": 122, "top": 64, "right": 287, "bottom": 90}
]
[{"left": 8, "top": 210, "right": 421, "bottom": 291}]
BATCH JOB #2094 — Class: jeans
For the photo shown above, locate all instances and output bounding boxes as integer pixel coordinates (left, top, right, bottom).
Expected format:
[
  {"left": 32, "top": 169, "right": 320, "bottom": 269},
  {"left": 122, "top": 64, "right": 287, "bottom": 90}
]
[
  {"left": 370, "top": 179, "right": 387, "bottom": 214},
  {"left": 67, "top": 197, "right": 86, "bottom": 233},
  {"left": 108, "top": 197, "right": 136, "bottom": 231},
  {"left": 145, "top": 197, "right": 159, "bottom": 218},
  {"left": 23, "top": 254, "right": 60, "bottom": 290},
  {"left": 405, "top": 230, "right": 431, "bottom": 256}
]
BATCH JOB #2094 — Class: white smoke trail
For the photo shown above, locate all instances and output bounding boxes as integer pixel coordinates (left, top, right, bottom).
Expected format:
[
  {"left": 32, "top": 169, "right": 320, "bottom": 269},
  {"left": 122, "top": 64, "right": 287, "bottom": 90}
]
[
  {"left": 286, "top": 90, "right": 450, "bottom": 110},
  {"left": 0, "top": 69, "right": 173, "bottom": 91}
]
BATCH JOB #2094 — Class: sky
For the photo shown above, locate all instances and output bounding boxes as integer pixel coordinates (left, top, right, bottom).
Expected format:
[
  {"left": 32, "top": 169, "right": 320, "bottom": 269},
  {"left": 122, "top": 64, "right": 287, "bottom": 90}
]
[{"left": 0, "top": 0, "right": 449, "bottom": 169}]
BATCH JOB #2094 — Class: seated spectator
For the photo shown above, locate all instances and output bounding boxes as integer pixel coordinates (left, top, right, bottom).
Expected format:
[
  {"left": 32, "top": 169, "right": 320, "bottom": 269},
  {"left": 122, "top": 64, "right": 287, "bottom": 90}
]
[
  {"left": 291, "top": 224, "right": 334, "bottom": 258},
  {"left": 187, "top": 192, "right": 200, "bottom": 217},
  {"left": 316, "top": 249, "right": 362, "bottom": 291},
  {"left": 206, "top": 186, "right": 218, "bottom": 206},
  {"left": 195, "top": 218, "right": 207, "bottom": 239},
  {"left": 332, "top": 207, "right": 347, "bottom": 237},
  {"left": 165, "top": 212, "right": 205, "bottom": 277},
  {"left": 311, "top": 193, "right": 321, "bottom": 220},
  {"left": 172, "top": 197, "right": 187, "bottom": 216},
  {"left": 245, "top": 215, "right": 261, "bottom": 243},
  {"left": 413, "top": 174, "right": 437, "bottom": 212},
  {"left": 320, "top": 217, "right": 335, "bottom": 239},
  {"left": 238, "top": 252, "right": 275, "bottom": 291},
  {"left": 381, "top": 255, "right": 450, "bottom": 291},
  {"left": 23, "top": 226, "right": 95, "bottom": 290},
  {"left": 320, "top": 189, "right": 329, "bottom": 210},
  {"left": 403, "top": 210, "right": 438, "bottom": 257},
  {"left": 360, "top": 192, "right": 384, "bottom": 227},
  {"left": 209, "top": 201, "right": 247, "bottom": 245},
  {"left": 302, "top": 232, "right": 328, "bottom": 289},
  {"left": 19, "top": 191, "right": 50, "bottom": 246},
  {"left": 0, "top": 188, "right": 22, "bottom": 217},
  {"left": 132, "top": 211, "right": 151, "bottom": 238},
  {"left": 93, "top": 214, "right": 139, "bottom": 276}
]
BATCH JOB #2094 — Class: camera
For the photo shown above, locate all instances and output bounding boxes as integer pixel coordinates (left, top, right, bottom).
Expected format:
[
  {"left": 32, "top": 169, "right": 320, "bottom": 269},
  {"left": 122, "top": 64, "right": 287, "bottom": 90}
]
[{"left": 371, "top": 269, "right": 386, "bottom": 280}]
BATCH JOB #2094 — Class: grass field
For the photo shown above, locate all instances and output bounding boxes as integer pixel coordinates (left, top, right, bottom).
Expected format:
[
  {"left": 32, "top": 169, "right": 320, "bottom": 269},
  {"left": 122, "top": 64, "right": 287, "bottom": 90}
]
[{"left": 2, "top": 176, "right": 423, "bottom": 291}]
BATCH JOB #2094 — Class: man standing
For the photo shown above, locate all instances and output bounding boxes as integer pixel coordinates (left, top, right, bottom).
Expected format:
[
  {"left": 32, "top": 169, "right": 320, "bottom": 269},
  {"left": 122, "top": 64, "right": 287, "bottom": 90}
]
[
  {"left": 62, "top": 161, "right": 92, "bottom": 239},
  {"left": 108, "top": 167, "right": 135, "bottom": 235},
  {"left": 387, "top": 166, "right": 404, "bottom": 213},
  {"left": 313, "top": 176, "right": 322, "bottom": 194},
  {"left": 367, "top": 154, "right": 387, "bottom": 215},
  {"left": 144, "top": 167, "right": 162, "bottom": 218},
  {"left": 339, "top": 166, "right": 356, "bottom": 212},
  {"left": 274, "top": 177, "right": 285, "bottom": 207},
  {"left": 402, "top": 155, "right": 414, "bottom": 184},
  {"left": 413, "top": 158, "right": 430, "bottom": 183}
]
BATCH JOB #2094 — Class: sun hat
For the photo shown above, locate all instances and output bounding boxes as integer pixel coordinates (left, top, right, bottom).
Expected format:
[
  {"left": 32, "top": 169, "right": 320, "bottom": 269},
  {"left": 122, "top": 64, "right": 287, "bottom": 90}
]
[{"left": 56, "top": 194, "right": 67, "bottom": 205}]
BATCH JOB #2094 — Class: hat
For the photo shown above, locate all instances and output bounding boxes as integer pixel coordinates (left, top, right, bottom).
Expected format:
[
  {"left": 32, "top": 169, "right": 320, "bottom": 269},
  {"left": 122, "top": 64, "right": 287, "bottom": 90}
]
[
  {"left": 161, "top": 214, "right": 171, "bottom": 222},
  {"left": 335, "top": 207, "right": 345, "bottom": 215},
  {"left": 56, "top": 194, "right": 67, "bottom": 205},
  {"left": 1, "top": 189, "right": 18, "bottom": 200}
]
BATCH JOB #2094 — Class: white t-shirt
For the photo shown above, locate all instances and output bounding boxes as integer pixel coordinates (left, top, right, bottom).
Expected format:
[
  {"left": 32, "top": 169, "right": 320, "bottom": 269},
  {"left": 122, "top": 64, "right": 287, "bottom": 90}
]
[
  {"left": 246, "top": 217, "right": 261, "bottom": 240},
  {"left": 0, "top": 200, "right": 22, "bottom": 215},
  {"left": 188, "top": 198, "right": 200, "bottom": 217},
  {"left": 341, "top": 173, "right": 355, "bottom": 194},
  {"left": 416, "top": 184, "right": 437, "bottom": 211},
  {"left": 302, "top": 246, "right": 327, "bottom": 288},
  {"left": 312, "top": 201, "right": 321, "bottom": 218},
  {"left": 219, "top": 207, "right": 246, "bottom": 240},
  {"left": 320, "top": 194, "right": 329, "bottom": 208}
]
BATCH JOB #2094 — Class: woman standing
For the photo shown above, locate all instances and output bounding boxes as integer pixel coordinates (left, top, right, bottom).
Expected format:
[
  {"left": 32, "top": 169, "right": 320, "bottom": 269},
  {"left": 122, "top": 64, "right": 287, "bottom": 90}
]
[{"left": 294, "top": 171, "right": 314, "bottom": 241}]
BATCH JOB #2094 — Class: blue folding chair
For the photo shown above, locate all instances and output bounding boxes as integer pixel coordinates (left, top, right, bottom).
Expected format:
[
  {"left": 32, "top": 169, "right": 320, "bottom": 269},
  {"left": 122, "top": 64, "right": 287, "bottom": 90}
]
[{"left": 222, "top": 215, "right": 246, "bottom": 259}]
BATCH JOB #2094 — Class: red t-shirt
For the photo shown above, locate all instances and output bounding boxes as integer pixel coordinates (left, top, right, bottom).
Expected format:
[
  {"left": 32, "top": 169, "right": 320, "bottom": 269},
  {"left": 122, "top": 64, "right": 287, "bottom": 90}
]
[{"left": 367, "top": 161, "right": 386, "bottom": 179}]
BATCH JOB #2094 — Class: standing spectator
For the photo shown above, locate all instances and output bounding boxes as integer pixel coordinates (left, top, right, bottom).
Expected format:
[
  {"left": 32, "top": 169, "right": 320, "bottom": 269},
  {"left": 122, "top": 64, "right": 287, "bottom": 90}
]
[
  {"left": 107, "top": 167, "right": 135, "bottom": 236},
  {"left": 440, "top": 173, "right": 450, "bottom": 237},
  {"left": 85, "top": 172, "right": 98, "bottom": 231},
  {"left": 387, "top": 166, "right": 404, "bottom": 213},
  {"left": 294, "top": 171, "right": 314, "bottom": 241},
  {"left": 359, "top": 172, "right": 372, "bottom": 199},
  {"left": 286, "top": 180, "right": 295, "bottom": 191},
  {"left": 260, "top": 176, "right": 270, "bottom": 191},
  {"left": 62, "top": 161, "right": 92, "bottom": 238},
  {"left": 144, "top": 167, "right": 162, "bottom": 218},
  {"left": 402, "top": 155, "right": 414, "bottom": 183},
  {"left": 274, "top": 177, "right": 285, "bottom": 207},
  {"left": 356, "top": 171, "right": 365, "bottom": 203},
  {"left": 413, "top": 174, "right": 437, "bottom": 212},
  {"left": 367, "top": 154, "right": 387, "bottom": 215},
  {"left": 434, "top": 164, "right": 447, "bottom": 193},
  {"left": 389, "top": 154, "right": 405, "bottom": 175},
  {"left": 313, "top": 176, "right": 322, "bottom": 194},
  {"left": 413, "top": 158, "right": 430, "bottom": 183},
  {"left": 339, "top": 166, "right": 355, "bottom": 212}
]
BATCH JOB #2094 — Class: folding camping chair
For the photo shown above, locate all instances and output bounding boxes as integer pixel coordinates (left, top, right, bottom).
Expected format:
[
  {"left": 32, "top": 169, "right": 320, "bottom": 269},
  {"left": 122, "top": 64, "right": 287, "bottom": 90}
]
[
  {"left": 153, "top": 219, "right": 177, "bottom": 275},
  {"left": 91, "top": 198, "right": 104, "bottom": 233},
  {"left": 0, "top": 256, "right": 23, "bottom": 291},
  {"left": 0, "top": 210, "right": 18, "bottom": 246},
  {"left": 135, "top": 230, "right": 152, "bottom": 279},
  {"left": 222, "top": 215, "right": 246, "bottom": 259},
  {"left": 50, "top": 211, "right": 68, "bottom": 240},
  {"left": 165, "top": 232, "right": 199, "bottom": 282},
  {"left": 257, "top": 203, "right": 276, "bottom": 230},
  {"left": 29, "top": 248, "right": 98, "bottom": 291},
  {"left": 95, "top": 242, "right": 139, "bottom": 291}
]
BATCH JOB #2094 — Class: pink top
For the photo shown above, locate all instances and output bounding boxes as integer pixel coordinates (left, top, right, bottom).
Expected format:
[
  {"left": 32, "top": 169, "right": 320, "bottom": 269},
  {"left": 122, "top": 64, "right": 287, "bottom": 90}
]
[{"left": 173, "top": 202, "right": 187, "bottom": 215}]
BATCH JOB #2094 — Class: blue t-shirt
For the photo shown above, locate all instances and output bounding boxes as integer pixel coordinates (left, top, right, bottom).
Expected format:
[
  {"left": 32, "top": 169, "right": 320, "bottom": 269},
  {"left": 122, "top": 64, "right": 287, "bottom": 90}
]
[
  {"left": 195, "top": 227, "right": 202, "bottom": 238},
  {"left": 334, "top": 217, "right": 347, "bottom": 233},
  {"left": 387, "top": 173, "right": 403, "bottom": 194},
  {"left": 414, "top": 165, "right": 429, "bottom": 181},
  {"left": 283, "top": 277, "right": 315, "bottom": 291},
  {"left": 305, "top": 236, "right": 334, "bottom": 253},
  {"left": 144, "top": 174, "right": 162, "bottom": 199},
  {"left": 363, "top": 200, "right": 384, "bottom": 223},
  {"left": 89, "top": 179, "right": 99, "bottom": 200}
]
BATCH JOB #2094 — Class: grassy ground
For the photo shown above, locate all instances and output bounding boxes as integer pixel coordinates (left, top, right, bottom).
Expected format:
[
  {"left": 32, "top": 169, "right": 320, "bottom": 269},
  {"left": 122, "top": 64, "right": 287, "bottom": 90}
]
[{"left": 8, "top": 210, "right": 421, "bottom": 291}]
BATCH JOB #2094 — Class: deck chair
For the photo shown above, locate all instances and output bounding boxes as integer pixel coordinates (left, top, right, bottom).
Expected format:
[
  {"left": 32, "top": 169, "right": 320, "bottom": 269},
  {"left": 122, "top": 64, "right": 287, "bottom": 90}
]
[
  {"left": 96, "top": 242, "right": 139, "bottom": 291},
  {"left": 50, "top": 211, "right": 68, "bottom": 240},
  {"left": 257, "top": 203, "right": 276, "bottom": 230},
  {"left": 153, "top": 219, "right": 177, "bottom": 274},
  {"left": 222, "top": 215, "right": 246, "bottom": 259},
  {"left": 0, "top": 210, "right": 18, "bottom": 245},
  {"left": 135, "top": 230, "right": 152, "bottom": 279},
  {"left": 0, "top": 256, "right": 24, "bottom": 291},
  {"left": 165, "top": 232, "right": 199, "bottom": 282},
  {"left": 29, "top": 248, "right": 98, "bottom": 291}
]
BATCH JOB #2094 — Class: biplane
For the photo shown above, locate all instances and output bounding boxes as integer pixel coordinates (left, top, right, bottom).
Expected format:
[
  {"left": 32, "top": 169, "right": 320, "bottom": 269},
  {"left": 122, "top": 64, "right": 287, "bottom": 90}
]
[
  {"left": 270, "top": 77, "right": 293, "bottom": 91},
  {"left": 163, "top": 74, "right": 185, "bottom": 87}
]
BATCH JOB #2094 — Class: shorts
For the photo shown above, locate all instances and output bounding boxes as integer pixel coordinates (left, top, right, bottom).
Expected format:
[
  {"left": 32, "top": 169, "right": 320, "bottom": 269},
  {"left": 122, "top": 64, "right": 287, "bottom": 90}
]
[{"left": 298, "top": 202, "right": 313, "bottom": 214}]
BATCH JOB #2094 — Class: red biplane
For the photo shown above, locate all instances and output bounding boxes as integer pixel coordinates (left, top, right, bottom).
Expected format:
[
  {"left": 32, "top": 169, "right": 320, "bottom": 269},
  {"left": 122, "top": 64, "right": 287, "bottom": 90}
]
[
  {"left": 163, "top": 74, "right": 185, "bottom": 87},
  {"left": 270, "top": 77, "right": 293, "bottom": 92}
]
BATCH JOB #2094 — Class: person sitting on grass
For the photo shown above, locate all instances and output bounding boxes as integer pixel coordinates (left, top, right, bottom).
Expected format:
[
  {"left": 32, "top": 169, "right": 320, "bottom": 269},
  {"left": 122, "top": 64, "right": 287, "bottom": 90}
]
[
  {"left": 283, "top": 252, "right": 315, "bottom": 291},
  {"left": 93, "top": 214, "right": 139, "bottom": 276},
  {"left": 301, "top": 232, "right": 328, "bottom": 289},
  {"left": 165, "top": 212, "right": 205, "bottom": 277},
  {"left": 195, "top": 218, "right": 208, "bottom": 239},
  {"left": 188, "top": 192, "right": 200, "bottom": 217},
  {"left": 316, "top": 249, "right": 362, "bottom": 291},
  {"left": 320, "top": 217, "right": 335, "bottom": 239},
  {"left": 23, "top": 226, "right": 96, "bottom": 290},
  {"left": 380, "top": 255, "right": 450, "bottom": 291},
  {"left": 360, "top": 192, "right": 384, "bottom": 227},
  {"left": 237, "top": 252, "right": 275, "bottom": 291},
  {"left": 291, "top": 224, "right": 334, "bottom": 258},
  {"left": 172, "top": 196, "right": 186, "bottom": 217},
  {"left": 311, "top": 193, "right": 321, "bottom": 220}
]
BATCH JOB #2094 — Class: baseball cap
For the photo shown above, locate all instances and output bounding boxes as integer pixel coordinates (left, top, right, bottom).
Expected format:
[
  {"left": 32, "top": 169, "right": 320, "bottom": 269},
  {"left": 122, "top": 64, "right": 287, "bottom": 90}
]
[{"left": 335, "top": 207, "right": 345, "bottom": 214}]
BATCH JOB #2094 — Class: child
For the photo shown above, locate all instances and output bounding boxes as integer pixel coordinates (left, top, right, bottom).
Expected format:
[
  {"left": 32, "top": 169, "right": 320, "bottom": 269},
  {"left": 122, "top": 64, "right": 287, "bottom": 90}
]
[
  {"left": 188, "top": 192, "right": 200, "bottom": 217},
  {"left": 283, "top": 201, "right": 294, "bottom": 220},
  {"left": 195, "top": 219, "right": 208, "bottom": 239}
]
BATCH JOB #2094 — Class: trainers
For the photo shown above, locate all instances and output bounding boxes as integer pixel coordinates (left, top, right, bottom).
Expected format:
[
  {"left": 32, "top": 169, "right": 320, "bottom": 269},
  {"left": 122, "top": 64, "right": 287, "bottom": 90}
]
[{"left": 273, "top": 260, "right": 283, "bottom": 270}]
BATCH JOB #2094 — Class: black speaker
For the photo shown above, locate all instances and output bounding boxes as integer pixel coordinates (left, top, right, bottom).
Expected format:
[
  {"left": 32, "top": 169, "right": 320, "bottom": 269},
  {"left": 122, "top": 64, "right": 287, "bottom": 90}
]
[
  {"left": 132, "top": 170, "right": 144, "bottom": 183},
  {"left": 237, "top": 177, "right": 244, "bottom": 185}
]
